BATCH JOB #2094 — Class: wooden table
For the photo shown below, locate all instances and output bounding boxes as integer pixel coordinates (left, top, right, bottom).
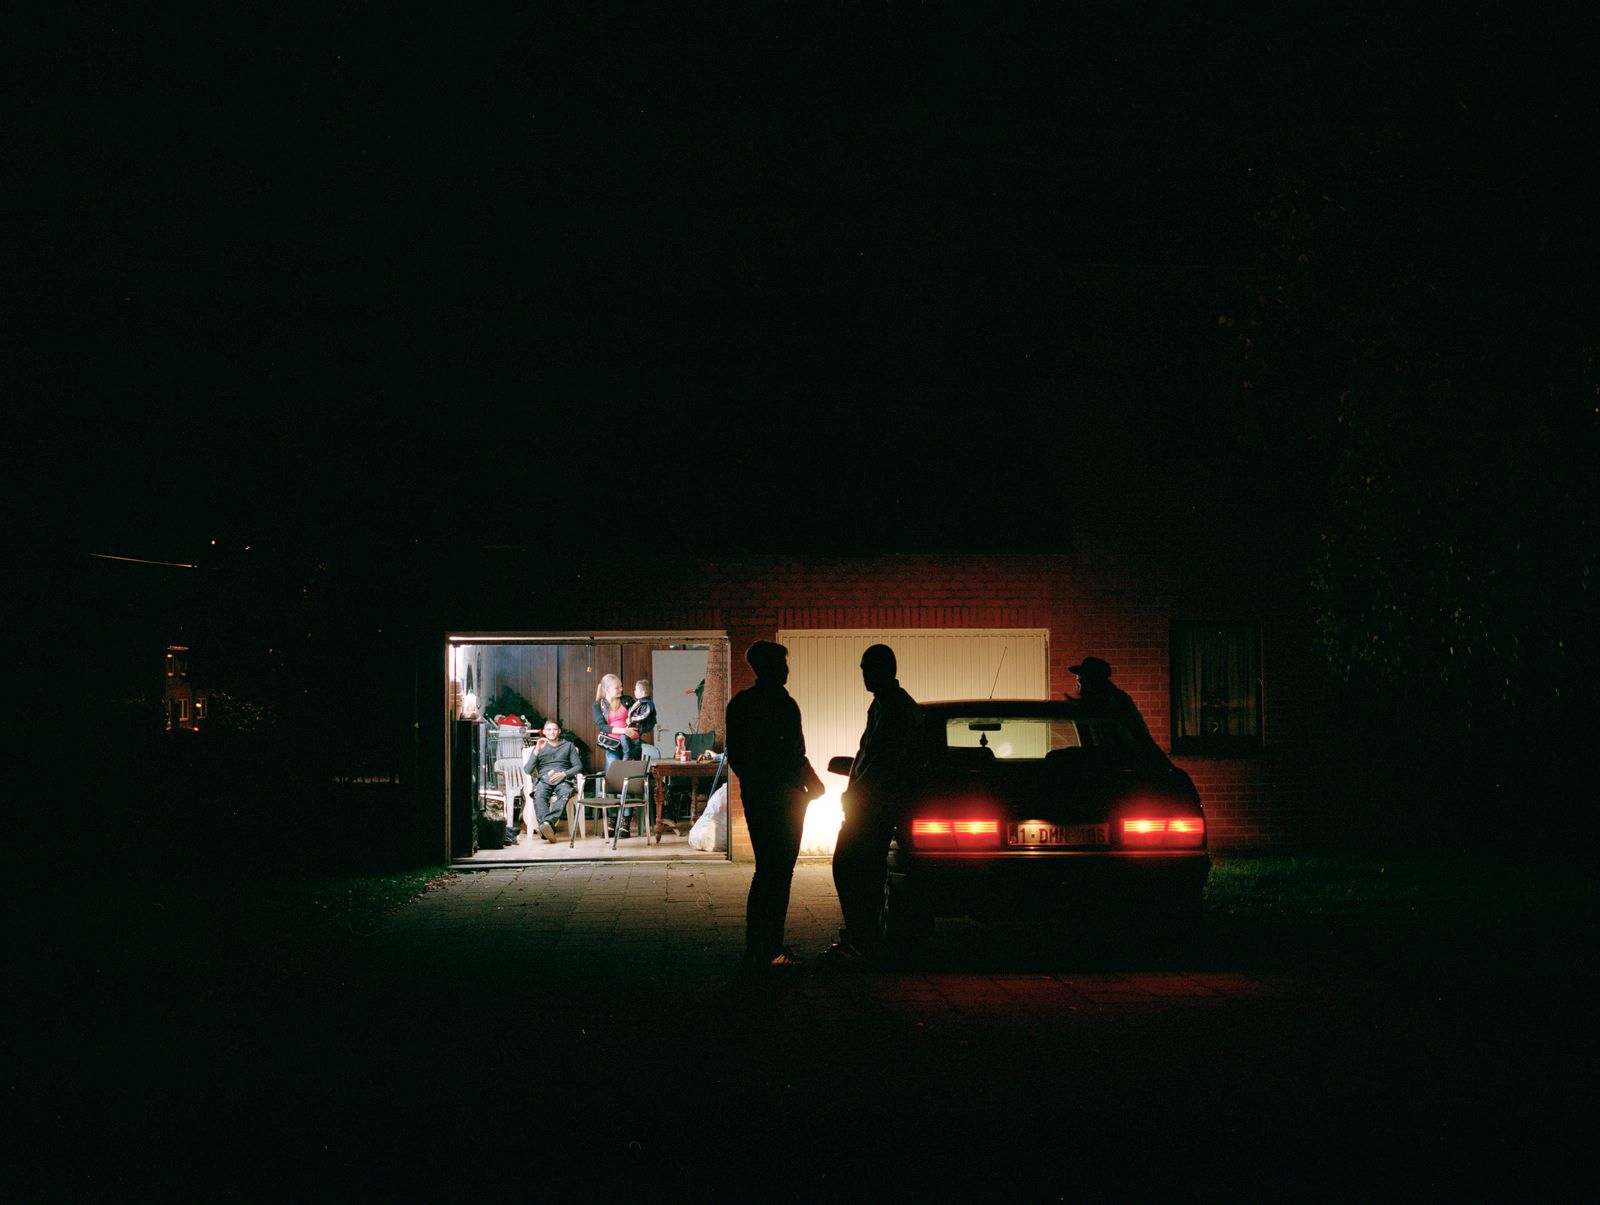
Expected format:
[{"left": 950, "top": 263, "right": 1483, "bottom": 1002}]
[{"left": 649, "top": 759, "right": 723, "bottom": 829}]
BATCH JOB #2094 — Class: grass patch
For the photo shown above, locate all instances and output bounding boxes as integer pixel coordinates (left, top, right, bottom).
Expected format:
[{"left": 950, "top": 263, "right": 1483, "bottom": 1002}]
[
  {"left": 29, "top": 855, "right": 457, "bottom": 996},
  {"left": 1207, "top": 852, "right": 1592, "bottom": 916},
  {"left": 237, "top": 864, "right": 457, "bottom": 944},
  {"left": 1202, "top": 852, "right": 1594, "bottom": 973}
]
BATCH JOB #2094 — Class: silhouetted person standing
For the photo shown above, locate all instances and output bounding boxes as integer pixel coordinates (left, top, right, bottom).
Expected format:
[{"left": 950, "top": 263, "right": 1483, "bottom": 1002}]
[
  {"left": 1070, "top": 656, "right": 1167, "bottom": 764},
  {"left": 726, "top": 640, "right": 815, "bottom": 969},
  {"left": 824, "top": 643, "right": 923, "bottom": 964}
]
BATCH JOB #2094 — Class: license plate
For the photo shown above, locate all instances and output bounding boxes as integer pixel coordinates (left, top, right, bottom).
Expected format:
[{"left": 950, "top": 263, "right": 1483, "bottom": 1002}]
[{"left": 1007, "top": 822, "right": 1108, "bottom": 847}]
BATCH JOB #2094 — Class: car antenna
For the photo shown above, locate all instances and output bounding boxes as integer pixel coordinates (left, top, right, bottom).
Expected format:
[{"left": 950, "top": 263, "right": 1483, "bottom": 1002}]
[{"left": 987, "top": 647, "right": 1007, "bottom": 699}]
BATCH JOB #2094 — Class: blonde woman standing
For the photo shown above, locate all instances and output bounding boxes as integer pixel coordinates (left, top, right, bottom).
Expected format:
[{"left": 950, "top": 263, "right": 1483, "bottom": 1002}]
[
  {"left": 592, "top": 673, "right": 640, "bottom": 766},
  {"left": 593, "top": 673, "right": 642, "bottom": 837}
]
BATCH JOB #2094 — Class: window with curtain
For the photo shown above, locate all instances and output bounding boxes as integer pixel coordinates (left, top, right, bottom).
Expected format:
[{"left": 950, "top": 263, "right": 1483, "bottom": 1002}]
[{"left": 1171, "top": 622, "right": 1262, "bottom": 754}]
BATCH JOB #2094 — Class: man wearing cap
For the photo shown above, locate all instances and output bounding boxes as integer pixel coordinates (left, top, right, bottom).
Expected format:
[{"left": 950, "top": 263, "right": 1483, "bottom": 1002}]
[
  {"left": 726, "top": 640, "right": 817, "bottom": 969},
  {"left": 1070, "top": 656, "right": 1166, "bottom": 764}
]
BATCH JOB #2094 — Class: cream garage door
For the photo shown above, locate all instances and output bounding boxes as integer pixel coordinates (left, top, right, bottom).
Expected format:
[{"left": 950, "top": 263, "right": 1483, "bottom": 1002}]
[{"left": 779, "top": 629, "right": 1049, "bottom": 854}]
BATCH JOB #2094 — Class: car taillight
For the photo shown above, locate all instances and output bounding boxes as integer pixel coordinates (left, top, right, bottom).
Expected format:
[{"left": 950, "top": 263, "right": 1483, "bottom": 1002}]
[
  {"left": 954, "top": 819, "right": 999, "bottom": 848},
  {"left": 1121, "top": 816, "right": 1205, "bottom": 848},
  {"left": 910, "top": 817, "right": 1000, "bottom": 849},
  {"left": 1167, "top": 817, "right": 1204, "bottom": 839}
]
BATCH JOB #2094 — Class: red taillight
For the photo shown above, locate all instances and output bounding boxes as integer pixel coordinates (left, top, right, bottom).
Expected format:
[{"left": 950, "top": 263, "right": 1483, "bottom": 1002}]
[
  {"left": 1121, "top": 818, "right": 1167, "bottom": 848},
  {"left": 953, "top": 819, "right": 999, "bottom": 849},
  {"left": 909, "top": 817, "right": 999, "bottom": 849},
  {"left": 1122, "top": 816, "right": 1205, "bottom": 848}
]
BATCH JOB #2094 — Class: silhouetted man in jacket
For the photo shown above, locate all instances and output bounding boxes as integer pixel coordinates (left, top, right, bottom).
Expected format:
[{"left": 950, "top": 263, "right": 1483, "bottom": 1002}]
[
  {"left": 726, "top": 640, "right": 815, "bottom": 969},
  {"left": 824, "top": 643, "right": 923, "bottom": 964}
]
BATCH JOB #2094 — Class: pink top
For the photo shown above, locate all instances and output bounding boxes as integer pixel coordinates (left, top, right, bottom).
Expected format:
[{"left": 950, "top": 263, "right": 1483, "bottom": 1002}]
[{"left": 605, "top": 703, "right": 628, "bottom": 733}]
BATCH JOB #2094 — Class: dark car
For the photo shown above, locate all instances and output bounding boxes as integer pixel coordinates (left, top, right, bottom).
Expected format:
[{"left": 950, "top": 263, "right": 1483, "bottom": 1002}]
[{"left": 828, "top": 699, "right": 1210, "bottom": 946}]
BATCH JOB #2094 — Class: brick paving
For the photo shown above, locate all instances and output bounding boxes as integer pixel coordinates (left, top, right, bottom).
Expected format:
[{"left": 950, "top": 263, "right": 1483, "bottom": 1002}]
[
  {"left": 379, "top": 861, "right": 1313, "bottom": 1003},
  {"left": 22, "top": 860, "right": 1586, "bottom": 1201},
  {"left": 329, "top": 861, "right": 1582, "bottom": 1200}
]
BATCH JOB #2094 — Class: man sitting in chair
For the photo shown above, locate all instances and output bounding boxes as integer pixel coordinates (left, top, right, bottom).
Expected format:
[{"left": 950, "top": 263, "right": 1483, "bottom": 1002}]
[{"left": 527, "top": 719, "right": 583, "bottom": 842}]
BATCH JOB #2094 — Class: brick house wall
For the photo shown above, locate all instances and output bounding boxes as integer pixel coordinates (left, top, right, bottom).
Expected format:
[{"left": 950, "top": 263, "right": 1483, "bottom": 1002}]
[{"left": 434, "top": 535, "right": 1346, "bottom": 860}]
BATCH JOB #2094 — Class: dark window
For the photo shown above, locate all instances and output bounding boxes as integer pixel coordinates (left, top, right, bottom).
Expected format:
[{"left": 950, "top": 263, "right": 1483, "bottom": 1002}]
[{"left": 1171, "top": 622, "right": 1262, "bottom": 755}]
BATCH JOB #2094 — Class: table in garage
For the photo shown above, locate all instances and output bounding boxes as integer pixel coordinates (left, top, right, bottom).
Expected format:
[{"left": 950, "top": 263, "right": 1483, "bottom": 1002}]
[{"left": 649, "top": 759, "right": 722, "bottom": 830}]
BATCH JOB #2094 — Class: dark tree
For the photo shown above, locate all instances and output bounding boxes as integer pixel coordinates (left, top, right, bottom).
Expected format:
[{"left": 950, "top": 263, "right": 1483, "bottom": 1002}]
[{"left": 1221, "top": 167, "right": 1598, "bottom": 804}]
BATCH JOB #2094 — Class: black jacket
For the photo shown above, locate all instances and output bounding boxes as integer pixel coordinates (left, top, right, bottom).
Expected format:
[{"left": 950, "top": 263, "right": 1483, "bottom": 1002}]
[
  {"left": 725, "top": 680, "right": 807, "bottom": 799},
  {"left": 527, "top": 738, "right": 582, "bottom": 782},
  {"left": 846, "top": 680, "right": 924, "bottom": 813},
  {"left": 593, "top": 695, "right": 636, "bottom": 740}
]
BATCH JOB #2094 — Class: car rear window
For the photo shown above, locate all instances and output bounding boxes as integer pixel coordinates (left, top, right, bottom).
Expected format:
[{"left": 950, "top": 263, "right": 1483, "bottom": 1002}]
[{"left": 942, "top": 715, "right": 1136, "bottom": 761}]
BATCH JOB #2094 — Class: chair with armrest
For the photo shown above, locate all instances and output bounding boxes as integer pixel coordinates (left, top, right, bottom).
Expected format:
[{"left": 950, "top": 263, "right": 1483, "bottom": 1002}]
[
  {"left": 488, "top": 720, "right": 532, "bottom": 846},
  {"left": 547, "top": 772, "right": 586, "bottom": 840},
  {"left": 493, "top": 759, "right": 532, "bottom": 845},
  {"left": 571, "top": 757, "right": 653, "bottom": 850},
  {"left": 640, "top": 739, "right": 663, "bottom": 829}
]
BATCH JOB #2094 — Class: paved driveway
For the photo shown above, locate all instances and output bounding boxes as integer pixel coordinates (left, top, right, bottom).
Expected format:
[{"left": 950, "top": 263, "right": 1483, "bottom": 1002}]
[{"left": 24, "top": 862, "right": 1586, "bottom": 1201}]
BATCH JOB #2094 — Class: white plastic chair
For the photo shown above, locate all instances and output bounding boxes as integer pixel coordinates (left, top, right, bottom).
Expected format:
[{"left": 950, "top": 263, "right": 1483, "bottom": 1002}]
[
  {"left": 494, "top": 758, "right": 531, "bottom": 842},
  {"left": 491, "top": 721, "right": 531, "bottom": 843}
]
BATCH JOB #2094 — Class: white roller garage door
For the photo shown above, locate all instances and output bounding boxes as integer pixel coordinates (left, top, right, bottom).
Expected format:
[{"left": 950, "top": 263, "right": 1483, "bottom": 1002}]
[{"left": 778, "top": 629, "right": 1049, "bottom": 854}]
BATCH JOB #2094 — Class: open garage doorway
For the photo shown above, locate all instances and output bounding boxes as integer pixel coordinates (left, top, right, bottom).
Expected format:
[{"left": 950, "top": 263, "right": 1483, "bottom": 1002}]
[
  {"left": 781, "top": 629, "right": 1050, "bottom": 855},
  {"left": 446, "top": 633, "right": 732, "bottom": 863}
]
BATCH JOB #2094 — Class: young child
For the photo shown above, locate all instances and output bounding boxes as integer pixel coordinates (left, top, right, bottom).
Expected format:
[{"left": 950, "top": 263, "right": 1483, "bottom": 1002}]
[
  {"left": 628, "top": 678, "right": 659, "bottom": 755},
  {"left": 628, "top": 679, "right": 673, "bottom": 835}
]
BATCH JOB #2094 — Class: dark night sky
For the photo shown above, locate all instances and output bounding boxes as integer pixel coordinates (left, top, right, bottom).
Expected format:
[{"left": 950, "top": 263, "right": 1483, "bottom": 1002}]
[{"left": 19, "top": 3, "right": 1596, "bottom": 561}]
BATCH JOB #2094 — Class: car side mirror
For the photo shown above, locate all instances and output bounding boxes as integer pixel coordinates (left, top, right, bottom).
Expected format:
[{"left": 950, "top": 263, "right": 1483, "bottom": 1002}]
[{"left": 826, "top": 755, "right": 854, "bottom": 776}]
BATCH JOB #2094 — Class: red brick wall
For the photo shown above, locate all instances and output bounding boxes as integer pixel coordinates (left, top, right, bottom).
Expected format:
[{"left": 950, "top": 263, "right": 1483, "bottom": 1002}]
[{"left": 538, "top": 547, "right": 1342, "bottom": 856}]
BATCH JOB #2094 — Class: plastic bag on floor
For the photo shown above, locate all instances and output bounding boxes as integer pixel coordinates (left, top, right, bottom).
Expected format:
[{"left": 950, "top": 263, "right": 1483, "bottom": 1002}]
[{"left": 686, "top": 784, "right": 728, "bottom": 852}]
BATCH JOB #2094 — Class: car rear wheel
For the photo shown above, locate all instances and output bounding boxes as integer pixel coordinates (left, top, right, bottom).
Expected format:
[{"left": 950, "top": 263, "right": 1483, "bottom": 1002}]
[{"left": 879, "top": 873, "right": 935, "bottom": 947}]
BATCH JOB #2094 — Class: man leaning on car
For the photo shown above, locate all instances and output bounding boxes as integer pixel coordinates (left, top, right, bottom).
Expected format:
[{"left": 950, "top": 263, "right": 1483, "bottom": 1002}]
[
  {"left": 1070, "top": 656, "right": 1167, "bottom": 764},
  {"left": 824, "top": 643, "right": 924, "bottom": 965}
]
